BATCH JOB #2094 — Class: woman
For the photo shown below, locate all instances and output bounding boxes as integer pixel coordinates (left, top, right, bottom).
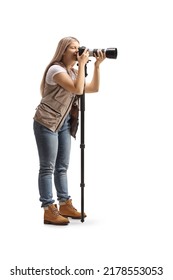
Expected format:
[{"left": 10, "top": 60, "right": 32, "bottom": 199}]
[{"left": 33, "top": 36, "right": 106, "bottom": 225}]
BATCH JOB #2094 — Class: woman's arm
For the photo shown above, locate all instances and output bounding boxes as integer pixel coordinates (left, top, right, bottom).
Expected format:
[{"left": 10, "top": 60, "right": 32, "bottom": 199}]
[
  {"left": 53, "top": 49, "right": 89, "bottom": 95},
  {"left": 85, "top": 50, "right": 106, "bottom": 93}
]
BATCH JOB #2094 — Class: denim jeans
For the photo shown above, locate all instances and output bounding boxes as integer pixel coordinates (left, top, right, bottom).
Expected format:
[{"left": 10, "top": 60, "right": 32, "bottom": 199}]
[{"left": 33, "top": 115, "right": 71, "bottom": 207}]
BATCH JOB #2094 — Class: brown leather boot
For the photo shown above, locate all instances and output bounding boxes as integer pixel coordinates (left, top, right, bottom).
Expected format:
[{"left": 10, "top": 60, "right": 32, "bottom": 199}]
[
  {"left": 59, "top": 199, "right": 87, "bottom": 219},
  {"left": 44, "top": 204, "right": 69, "bottom": 225}
]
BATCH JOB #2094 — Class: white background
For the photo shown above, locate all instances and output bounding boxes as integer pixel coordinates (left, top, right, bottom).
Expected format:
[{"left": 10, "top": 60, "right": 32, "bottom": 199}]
[{"left": 0, "top": 0, "right": 173, "bottom": 279}]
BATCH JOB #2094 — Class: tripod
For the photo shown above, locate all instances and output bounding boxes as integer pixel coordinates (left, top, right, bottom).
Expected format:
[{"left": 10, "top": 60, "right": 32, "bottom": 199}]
[{"left": 80, "top": 61, "right": 89, "bottom": 222}]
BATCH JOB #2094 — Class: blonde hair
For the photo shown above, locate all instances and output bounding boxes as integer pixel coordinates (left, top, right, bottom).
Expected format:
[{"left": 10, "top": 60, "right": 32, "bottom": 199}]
[{"left": 40, "top": 36, "right": 79, "bottom": 95}]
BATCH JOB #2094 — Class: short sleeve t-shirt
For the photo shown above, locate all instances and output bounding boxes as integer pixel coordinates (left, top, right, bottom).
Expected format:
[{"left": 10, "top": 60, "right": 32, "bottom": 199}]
[{"left": 46, "top": 65, "right": 67, "bottom": 85}]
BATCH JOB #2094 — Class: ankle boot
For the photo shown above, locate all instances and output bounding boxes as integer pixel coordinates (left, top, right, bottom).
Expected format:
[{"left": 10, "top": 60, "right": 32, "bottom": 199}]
[
  {"left": 59, "top": 199, "right": 87, "bottom": 219},
  {"left": 44, "top": 204, "right": 69, "bottom": 225}
]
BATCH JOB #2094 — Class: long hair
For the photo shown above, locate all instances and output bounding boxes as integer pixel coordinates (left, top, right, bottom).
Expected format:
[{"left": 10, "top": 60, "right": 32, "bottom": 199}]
[{"left": 40, "top": 36, "right": 79, "bottom": 95}]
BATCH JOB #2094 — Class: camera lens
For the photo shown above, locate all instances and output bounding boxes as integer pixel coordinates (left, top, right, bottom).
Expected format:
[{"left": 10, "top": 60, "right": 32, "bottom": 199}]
[
  {"left": 78, "top": 47, "right": 118, "bottom": 59},
  {"left": 105, "top": 48, "right": 117, "bottom": 59}
]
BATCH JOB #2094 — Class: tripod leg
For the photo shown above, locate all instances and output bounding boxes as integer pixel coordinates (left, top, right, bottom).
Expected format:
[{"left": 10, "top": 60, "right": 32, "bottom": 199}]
[
  {"left": 81, "top": 182, "right": 85, "bottom": 222},
  {"left": 80, "top": 93, "right": 85, "bottom": 222},
  {"left": 80, "top": 63, "right": 88, "bottom": 223}
]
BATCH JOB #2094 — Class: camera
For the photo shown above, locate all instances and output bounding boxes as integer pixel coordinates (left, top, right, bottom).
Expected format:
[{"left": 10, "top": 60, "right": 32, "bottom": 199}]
[{"left": 78, "top": 46, "right": 118, "bottom": 59}]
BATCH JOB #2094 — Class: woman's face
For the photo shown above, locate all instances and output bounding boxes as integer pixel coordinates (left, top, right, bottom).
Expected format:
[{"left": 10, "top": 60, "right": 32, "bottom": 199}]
[{"left": 63, "top": 40, "right": 80, "bottom": 64}]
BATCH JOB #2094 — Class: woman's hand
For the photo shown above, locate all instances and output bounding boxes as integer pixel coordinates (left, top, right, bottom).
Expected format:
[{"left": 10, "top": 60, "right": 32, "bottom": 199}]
[
  {"left": 94, "top": 50, "right": 106, "bottom": 67},
  {"left": 77, "top": 48, "right": 89, "bottom": 66}
]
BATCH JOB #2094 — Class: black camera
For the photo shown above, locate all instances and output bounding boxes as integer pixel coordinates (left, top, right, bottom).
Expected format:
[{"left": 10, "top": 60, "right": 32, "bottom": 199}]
[{"left": 78, "top": 46, "right": 118, "bottom": 59}]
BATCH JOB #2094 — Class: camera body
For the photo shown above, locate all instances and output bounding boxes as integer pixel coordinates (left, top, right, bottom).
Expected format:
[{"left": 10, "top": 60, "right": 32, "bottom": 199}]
[{"left": 78, "top": 46, "right": 118, "bottom": 59}]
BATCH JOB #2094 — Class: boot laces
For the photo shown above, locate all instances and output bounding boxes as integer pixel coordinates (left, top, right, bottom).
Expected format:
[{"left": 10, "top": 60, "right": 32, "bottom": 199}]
[{"left": 52, "top": 207, "right": 60, "bottom": 216}]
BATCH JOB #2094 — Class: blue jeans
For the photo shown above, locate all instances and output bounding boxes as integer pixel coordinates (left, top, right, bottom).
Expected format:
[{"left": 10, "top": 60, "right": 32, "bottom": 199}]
[{"left": 33, "top": 115, "right": 71, "bottom": 207}]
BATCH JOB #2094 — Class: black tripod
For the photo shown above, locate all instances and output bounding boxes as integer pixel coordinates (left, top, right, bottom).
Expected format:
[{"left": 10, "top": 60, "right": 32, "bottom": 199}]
[{"left": 80, "top": 61, "right": 90, "bottom": 222}]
